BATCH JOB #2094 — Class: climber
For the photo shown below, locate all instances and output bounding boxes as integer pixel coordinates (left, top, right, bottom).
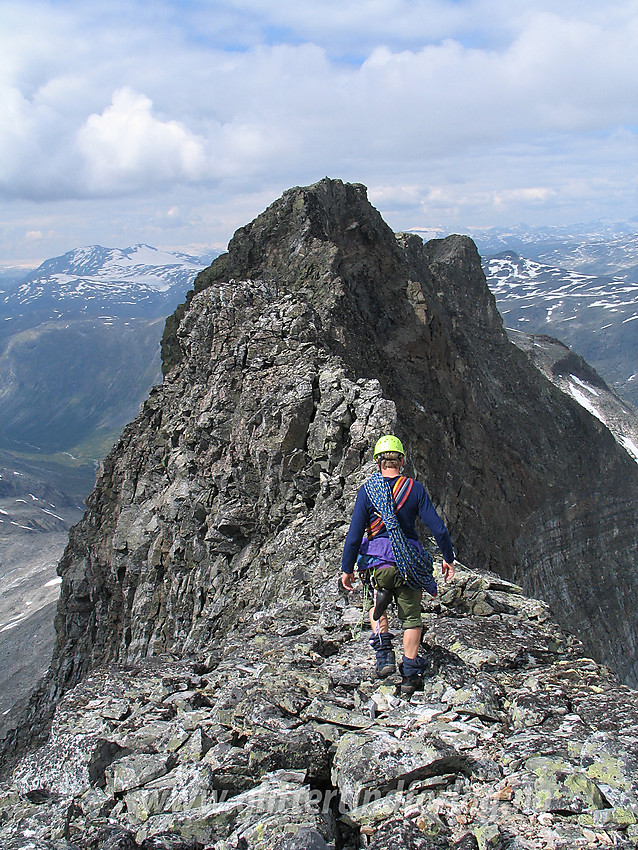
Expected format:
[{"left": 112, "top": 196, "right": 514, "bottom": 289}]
[{"left": 341, "top": 435, "right": 455, "bottom": 697}]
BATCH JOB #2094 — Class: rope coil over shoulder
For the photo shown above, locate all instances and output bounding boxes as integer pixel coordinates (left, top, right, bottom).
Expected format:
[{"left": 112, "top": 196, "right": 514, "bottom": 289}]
[{"left": 364, "top": 472, "right": 437, "bottom": 595}]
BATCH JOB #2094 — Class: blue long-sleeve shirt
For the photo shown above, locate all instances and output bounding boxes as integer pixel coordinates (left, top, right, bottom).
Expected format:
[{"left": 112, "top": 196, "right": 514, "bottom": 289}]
[{"left": 341, "top": 475, "right": 455, "bottom": 573}]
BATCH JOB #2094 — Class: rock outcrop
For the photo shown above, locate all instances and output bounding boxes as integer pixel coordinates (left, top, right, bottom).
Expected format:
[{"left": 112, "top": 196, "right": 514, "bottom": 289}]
[
  {"left": 508, "top": 329, "right": 638, "bottom": 464},
  {"left": 1, "top": 177, "right": 637, "bottom": 848}
]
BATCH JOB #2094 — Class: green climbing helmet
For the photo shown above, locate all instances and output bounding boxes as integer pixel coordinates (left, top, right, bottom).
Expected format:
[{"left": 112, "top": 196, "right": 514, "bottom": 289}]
[{"left": 373, "top": 435, "right": 405, "bottom": 459}]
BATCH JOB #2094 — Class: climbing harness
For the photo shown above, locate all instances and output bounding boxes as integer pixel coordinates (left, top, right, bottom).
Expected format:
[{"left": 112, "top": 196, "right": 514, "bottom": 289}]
[{"left": 364, "top": 472, "right": 436, "bottom": 593}]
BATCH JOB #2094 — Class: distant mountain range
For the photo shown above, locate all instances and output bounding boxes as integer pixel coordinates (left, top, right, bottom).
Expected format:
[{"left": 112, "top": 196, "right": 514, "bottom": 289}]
[
  {"left": 1, "top": 243, "right": 212, "bottom": 322},
  {"left": 471, "top": 220, "right": 638, "bottom": 276},
  {"left": 474, "top": 227, "right": 638, "bottom": 408},
  {"left": 0, "top": 244, "right": 212, "bottom": 458}
]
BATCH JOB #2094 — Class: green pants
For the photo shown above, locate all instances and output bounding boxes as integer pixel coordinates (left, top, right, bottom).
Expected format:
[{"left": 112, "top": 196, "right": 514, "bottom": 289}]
[{"left": 373, "top": 565, "right": 423, "bottom": 629}]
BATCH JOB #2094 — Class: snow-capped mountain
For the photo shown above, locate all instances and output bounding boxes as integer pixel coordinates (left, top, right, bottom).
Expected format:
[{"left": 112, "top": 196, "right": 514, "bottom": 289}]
[
  {"left": 25, "top": 244, "right": 203, "bottom": 289},
  {"left": 0, "top": 244, "right": 215, "bottom": 457},
  {"left": 482, "top": 250, "right": 638, "bottom": 407},
  {"left": 1, "top": 244, "right": 210, "bottom": 320},
  {"left": 473, "top": 221, "right": 638, "bottom": 278}
]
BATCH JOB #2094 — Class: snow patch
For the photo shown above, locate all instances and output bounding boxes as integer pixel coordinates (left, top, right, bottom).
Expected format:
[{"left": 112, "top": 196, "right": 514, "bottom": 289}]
[
  {"left": 618, "top": 436, "right": 638, "bottom": 463},
  {"left": 570, "top": 375, "right": 599, "bottom": 396},
  {"left": 44, "top": 577, "right": 63, "bottom": 588},
  {"left": 40, "top": 508, "right": 65, "bottom": 522},
  {"left": 568, "top": 383, "right": 605, "bottom": 423}
]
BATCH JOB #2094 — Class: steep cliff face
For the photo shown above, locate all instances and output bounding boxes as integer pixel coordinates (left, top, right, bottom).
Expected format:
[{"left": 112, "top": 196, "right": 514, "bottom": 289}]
[
  {"left": 34, "top": 178, "right": 637, "bottom": 714},
  {"left": 508, "top": 328, "right": 638, "bottom": 464}
]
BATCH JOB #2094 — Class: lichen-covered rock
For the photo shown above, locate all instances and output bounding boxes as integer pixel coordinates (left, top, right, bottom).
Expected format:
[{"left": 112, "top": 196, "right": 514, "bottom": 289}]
[
  {"left": 2, "top": 574, "right": 638, "bottom": 848},
  {"left": 366, "top": 815, "right": 447, "bottom": 849},
  {"left": 12, "top": 731, "right": 112, "bottom": 799},
  {"left": 513, "top": 755, "right": 608, "bottom": 813}
]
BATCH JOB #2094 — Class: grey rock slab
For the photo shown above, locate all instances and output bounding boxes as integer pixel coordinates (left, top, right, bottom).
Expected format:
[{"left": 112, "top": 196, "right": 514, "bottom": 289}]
[
  {"left": 301, "top": 697, "right": 374, "bottom": 729},
  {"left": 424, "top": 616, "right": 565, "bottom": 672},
  {"left": 332, "top": 729, "right": 469, "bottom": 810},
  {"left": 201, "top": 744, "right": 254, "bottom": 792},
  {"left": 272, "top": 826, "right": 334, "bottom": 849},
  {"left": 105, "top": 753, "right": 174, "bottom": 794},
  {"left": 124, "top": 763, "right": 218, "bottom": 822},
  {"left": 444, "top": 673, "right": 504, "bottom": 722},
  {"left": 133, "top": 770, "right": 326, "bottom": 846},
  {"left": 12, "top": 732, "right": 105, "bottom": 798},
  {"left": 341, "top": 789, "right": 408, "bottom": 828},
  {"left": 246, "top": 726, "right": 331, "bottom": 785},
  {"left": 172, "top": 727, "right": 213, "bottom": 762}
]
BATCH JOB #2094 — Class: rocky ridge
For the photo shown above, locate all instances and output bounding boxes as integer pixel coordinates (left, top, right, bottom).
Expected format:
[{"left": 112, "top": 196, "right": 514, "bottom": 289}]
[
  {"left": 2, "top": 565, "right": 638, "bottom": 849},
  {"left": 40, "top": 178, "right": 636, "bottom": 692},
  {"left": 508, "top": 330, "right": 638, "bottom": 464},
  {"left": 1, "top": 178, "right": 637, "bottom": 847}
]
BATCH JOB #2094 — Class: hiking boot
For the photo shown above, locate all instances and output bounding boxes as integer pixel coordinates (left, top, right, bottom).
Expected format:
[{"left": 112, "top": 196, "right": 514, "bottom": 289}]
[
  {"left": 372, "top": 587, "right": 393, "bottom": 621},
  {"left": 369, "top": 632, "right": 396, "bottom": 678},
  {"left": 399, "top": 654, "right": 428, "bottom": 697},
  {"left": 375, "top": 648, "right": 396, "bottom": 678},
  {"left": 400, "top": 672, "right": 423, "bottom": 697}
]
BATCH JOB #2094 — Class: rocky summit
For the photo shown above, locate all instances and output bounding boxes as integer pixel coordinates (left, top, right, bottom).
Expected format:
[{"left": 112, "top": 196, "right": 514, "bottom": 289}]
[{"left": 1, "top": 178, "right": 637, "bottom": 849}]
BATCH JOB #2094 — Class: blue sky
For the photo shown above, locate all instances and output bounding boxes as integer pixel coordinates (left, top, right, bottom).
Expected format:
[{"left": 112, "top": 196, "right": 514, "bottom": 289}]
[{"left": 1, "top": 0, "right": 637, "bottom": 263}]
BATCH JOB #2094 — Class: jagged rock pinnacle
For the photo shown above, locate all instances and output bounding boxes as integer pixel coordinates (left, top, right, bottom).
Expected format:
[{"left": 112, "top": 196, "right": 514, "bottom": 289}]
[{"left": 35, "top": 177, "right": 638, "bottom": 699}]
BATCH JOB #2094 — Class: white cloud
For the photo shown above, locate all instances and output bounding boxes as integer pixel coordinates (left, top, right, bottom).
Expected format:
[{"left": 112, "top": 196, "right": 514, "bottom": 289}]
[
  {"left": 493, "top": 187, "right": 558, "bottom": 207},
  {"left": 0, "top": 0, "right": 637, "bottom": 259},
  {"left": 77, "top": 88, "right": 206, "bottom": 193}
]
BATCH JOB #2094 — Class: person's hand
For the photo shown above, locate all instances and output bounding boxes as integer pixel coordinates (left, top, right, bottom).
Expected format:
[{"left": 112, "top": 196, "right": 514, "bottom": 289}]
[
  {"left": 442, "top": 561, "right": 455, "bottom": 582},
  {"left": 341, "top": 572, "right": 355, "bottom": 591}
]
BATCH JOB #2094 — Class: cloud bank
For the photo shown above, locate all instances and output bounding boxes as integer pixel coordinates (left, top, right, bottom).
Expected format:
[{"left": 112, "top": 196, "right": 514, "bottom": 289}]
[{"left": 1, "top": 0, "right": 637, "bottom": 259}]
